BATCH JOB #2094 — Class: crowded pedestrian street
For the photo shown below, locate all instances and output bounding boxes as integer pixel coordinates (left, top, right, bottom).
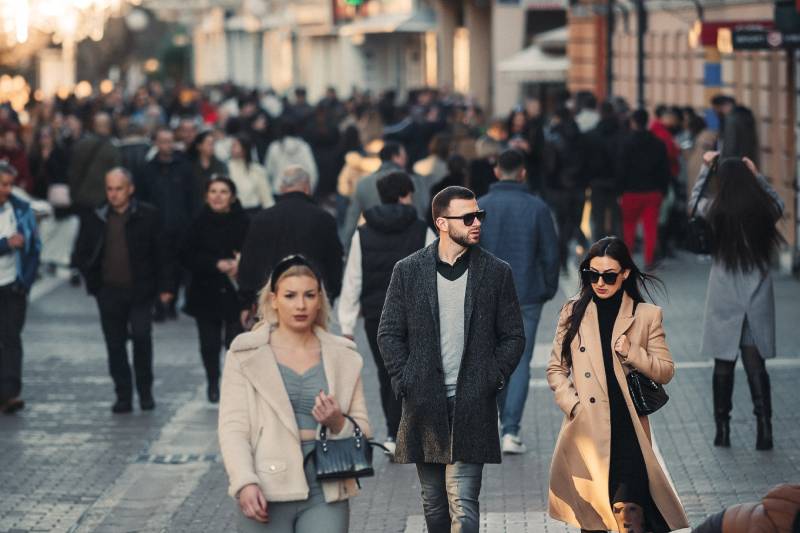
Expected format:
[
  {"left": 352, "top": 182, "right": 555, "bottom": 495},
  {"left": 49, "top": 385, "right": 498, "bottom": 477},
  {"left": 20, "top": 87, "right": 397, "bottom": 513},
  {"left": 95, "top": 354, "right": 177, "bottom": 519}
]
[
  {"left": 3, "top": 1, "right": 800, "bottom": 533},
  {"left": 1, "top": 252, "right": 798, "bottom": 533}
]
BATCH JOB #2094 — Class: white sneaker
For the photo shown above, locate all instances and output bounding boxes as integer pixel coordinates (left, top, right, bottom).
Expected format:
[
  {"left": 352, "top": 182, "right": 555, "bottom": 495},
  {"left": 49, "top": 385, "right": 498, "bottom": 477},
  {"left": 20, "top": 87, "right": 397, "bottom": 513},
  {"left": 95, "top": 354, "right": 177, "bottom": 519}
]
[
  {"left": 383, "top": 438, "right": 397, "bottom": 456},
  {"left": 502, "top": 433, "right": 527, "bottom": 454}
]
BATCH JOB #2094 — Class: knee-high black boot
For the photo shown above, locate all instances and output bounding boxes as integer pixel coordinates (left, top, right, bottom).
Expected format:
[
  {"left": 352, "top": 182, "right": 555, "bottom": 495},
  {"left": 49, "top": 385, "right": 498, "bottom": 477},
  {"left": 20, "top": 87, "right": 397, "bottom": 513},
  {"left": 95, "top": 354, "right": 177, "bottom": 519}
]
[
  {"left": 712, "top": 359, "right": 735, "bottom": 447},
  {"left": 742, "top": 347, "right": 773, "bottom": 451}
]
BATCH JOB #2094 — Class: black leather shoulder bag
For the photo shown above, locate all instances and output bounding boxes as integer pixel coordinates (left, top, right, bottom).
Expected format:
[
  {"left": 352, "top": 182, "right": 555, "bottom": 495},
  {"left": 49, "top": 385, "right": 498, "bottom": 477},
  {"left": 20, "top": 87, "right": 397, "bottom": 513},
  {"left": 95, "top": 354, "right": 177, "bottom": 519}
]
[{"left": 625, "top": 302, "right": 670, "bottom": 416}]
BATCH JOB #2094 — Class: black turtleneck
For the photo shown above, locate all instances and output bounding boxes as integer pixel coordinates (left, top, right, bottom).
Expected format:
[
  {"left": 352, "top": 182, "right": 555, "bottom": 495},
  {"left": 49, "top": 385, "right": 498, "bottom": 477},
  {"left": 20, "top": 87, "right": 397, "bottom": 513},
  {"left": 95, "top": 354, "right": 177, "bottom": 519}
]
[
  {"left": 593, "top": 289, "right": 650, "bottom": 507},
  {"left": 594, "top": 290, "right": 623, "bottom": 362}
]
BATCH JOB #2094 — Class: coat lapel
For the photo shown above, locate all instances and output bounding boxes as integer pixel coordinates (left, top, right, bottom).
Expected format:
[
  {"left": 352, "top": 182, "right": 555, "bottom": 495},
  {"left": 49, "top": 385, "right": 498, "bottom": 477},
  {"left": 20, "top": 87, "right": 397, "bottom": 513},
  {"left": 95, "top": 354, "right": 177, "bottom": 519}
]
[
  {"left": 422, "top": 242, "right": 441, "bottom": 341},
  {"left": 581, "top": 301, "right": 608, "bottom": 396},
  {"left": 238, "top": 328, "right": 300, "bottom": 440},
  {"left": 316, "top": 328, "right": 339, "bottom": 401},
  {"left": 463, "top": 247, "right": 486, "bottom": 342},
  {"left": 612, "top": 293, "right": 636, "bottom": 346}
]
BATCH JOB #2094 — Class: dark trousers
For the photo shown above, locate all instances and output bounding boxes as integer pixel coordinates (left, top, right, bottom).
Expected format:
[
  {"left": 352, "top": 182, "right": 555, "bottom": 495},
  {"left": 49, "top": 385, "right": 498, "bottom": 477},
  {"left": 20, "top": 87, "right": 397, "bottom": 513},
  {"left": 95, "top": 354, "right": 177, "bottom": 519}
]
[
  {"left": 416, "top": 397, "right": 484, "bottom": 533},
  {"left": 548, "top": 188, "right": 588, "bottom": 269},
  {"left": 590, "top": 188, "right": 621, "bottom": 241},
  {"left": 96, "top": 287, "right": 154, "bottom": 401},
  {"left": 195, "top": 316, "right": 241, "bottom": 384},
  {"left": 364, "top": 317, "right": 401, "bottom": 439},
  {"left": 0, "top": 283, "right": 27, "bottom": 402}
]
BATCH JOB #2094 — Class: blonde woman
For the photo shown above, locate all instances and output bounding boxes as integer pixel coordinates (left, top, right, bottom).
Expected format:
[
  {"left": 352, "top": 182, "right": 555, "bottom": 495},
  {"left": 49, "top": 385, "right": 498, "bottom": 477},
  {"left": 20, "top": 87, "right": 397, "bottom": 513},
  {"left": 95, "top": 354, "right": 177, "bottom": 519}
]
[{"left": 219, "top": 255, "right": 370, "bottom": 532}]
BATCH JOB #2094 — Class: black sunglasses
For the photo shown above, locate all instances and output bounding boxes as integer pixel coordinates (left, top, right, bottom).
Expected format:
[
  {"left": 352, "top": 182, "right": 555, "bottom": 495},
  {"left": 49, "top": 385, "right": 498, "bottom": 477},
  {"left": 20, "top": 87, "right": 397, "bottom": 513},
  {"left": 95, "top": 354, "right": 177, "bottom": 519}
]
[
  {"left": 581, "top": 269, "right": 622, "bottom": 285},
  {"left": 441, "top": 210, "right": 486, "bottom": 226}
]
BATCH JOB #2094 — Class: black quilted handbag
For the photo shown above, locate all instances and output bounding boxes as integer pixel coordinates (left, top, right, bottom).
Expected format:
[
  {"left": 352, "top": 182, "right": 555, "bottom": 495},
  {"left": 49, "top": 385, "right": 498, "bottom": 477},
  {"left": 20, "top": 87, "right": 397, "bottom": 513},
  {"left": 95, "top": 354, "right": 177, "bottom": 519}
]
[
  {"left": 308, "top": 415, "right": 388, "bottom": 481},
  {"left": 627, "top": 370, "right": 669, "bottom": 416}
]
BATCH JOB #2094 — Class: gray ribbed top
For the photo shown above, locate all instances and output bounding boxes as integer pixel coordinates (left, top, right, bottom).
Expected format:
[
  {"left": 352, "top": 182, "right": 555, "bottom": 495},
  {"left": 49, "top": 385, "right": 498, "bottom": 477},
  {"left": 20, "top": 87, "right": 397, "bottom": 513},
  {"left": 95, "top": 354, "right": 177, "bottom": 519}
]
[{"left": 277, "top": 363, "right": 328, "bottom": 430}]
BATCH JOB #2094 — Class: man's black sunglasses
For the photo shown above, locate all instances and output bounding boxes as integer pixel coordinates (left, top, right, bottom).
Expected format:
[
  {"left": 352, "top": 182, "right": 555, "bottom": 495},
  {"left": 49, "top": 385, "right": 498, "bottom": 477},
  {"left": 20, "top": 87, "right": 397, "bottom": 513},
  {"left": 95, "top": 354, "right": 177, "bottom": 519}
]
[
  {"left": 441, "top": 210, "right": 486, "bottom": 226},
  {"left": 581, "top": 269, "right": 621, "bottom": 285}
]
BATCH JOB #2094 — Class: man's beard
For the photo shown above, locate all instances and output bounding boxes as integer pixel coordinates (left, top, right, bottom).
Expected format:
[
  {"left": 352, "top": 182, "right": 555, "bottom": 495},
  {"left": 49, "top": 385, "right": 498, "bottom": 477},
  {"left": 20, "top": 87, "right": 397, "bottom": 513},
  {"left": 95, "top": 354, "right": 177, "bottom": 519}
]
[{"left": 451, "top": 230, "right": 478, "bottom": 248}]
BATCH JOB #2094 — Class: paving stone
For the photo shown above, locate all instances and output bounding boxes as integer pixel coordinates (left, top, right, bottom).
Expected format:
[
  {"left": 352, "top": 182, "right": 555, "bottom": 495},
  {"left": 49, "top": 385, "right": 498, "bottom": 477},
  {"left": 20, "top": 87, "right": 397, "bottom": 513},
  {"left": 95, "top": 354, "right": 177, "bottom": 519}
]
[{"left": 1, "top": 253, "right": 798, "bottom": 532}]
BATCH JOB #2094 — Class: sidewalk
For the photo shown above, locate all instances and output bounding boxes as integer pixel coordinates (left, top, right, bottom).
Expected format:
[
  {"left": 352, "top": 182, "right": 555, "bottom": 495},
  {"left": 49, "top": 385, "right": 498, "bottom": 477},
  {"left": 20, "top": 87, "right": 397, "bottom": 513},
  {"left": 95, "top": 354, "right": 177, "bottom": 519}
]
[{"left": 0, "top": 252, "right": 798, "bottom": 532}]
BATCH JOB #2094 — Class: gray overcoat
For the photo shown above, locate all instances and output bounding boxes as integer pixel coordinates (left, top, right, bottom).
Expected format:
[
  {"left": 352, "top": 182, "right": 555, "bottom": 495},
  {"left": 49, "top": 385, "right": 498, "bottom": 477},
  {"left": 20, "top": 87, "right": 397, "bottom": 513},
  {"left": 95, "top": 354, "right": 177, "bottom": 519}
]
[
  {"left": 377, "top": 242, "right": 525, "bottom": 464},
  {"left": 690, "top": 166, "right": 785, "bottom": 361}
]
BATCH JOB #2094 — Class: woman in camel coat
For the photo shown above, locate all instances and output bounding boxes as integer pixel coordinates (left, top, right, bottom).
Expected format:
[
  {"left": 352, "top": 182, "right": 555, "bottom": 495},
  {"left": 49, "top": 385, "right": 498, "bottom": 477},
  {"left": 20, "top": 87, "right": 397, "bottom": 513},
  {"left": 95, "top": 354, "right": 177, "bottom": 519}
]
[{"left": 546, "top": 237, "right": 689, "bottom": 533}]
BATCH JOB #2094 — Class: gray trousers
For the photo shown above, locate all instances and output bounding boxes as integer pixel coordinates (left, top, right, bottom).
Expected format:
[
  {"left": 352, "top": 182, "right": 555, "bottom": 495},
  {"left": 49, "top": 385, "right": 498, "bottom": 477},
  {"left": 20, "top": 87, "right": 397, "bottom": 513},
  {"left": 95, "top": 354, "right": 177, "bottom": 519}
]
[
  {"left": 235, "top": 441, "right": 349, "bottom": 533},
  {"left": 415, "top": 397, "right": 484, "bottom": 533}
]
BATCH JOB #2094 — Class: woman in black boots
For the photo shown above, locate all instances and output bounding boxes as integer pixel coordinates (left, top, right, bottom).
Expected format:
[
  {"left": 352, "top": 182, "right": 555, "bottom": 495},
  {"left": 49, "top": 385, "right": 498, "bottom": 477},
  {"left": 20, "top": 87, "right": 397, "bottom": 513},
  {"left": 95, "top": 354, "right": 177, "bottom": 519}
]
[
  {"left": 690, "top": 153, "right": 784, "bottom": 450},
  {"left": 182, "top": 176, "right": 250, "bottom": 402}
]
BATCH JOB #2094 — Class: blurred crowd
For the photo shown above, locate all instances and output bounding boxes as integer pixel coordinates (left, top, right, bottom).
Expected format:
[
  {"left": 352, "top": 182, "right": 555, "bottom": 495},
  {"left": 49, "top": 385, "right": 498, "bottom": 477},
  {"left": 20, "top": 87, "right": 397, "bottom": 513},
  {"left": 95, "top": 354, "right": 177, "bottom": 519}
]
[{"left": 0, "top": 81, "right": 757, "bottom": 285}]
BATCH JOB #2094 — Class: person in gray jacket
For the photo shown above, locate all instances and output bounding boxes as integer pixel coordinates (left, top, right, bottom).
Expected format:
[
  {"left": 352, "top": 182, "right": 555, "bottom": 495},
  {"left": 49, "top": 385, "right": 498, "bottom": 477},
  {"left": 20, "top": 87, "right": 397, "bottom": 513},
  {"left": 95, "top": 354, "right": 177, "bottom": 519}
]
[
  {"left": 378, "top": 186, "right": 525, "bottom": 533},
  {"left": 340, "top": 141, "right": 428, "bottom": 247},
  {"left": 478, "top": 149, "right": 559, "bottom": 454},
  {"left": 690, "top": 152, "right": 784, "bottom": 451}
]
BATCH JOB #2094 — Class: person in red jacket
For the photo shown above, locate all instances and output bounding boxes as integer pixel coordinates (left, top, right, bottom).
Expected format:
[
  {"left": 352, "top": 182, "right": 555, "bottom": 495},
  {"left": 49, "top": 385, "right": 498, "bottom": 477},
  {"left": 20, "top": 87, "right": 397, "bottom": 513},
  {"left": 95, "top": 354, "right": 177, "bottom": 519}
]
[{"left": 650, "top": 105, "right": 680, "bottom": 178}]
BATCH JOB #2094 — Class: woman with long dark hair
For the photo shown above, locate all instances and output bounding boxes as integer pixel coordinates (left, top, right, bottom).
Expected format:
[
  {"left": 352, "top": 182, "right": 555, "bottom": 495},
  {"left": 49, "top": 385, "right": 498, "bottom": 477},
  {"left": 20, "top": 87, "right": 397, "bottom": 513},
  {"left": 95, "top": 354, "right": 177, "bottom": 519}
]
[
  {"left": 547, "top": 237, "right": 688, "bottom": 533},
  {"left": 187, "top": 130, "right": 227, "bottom": 210},
  {"left": 181, "top": 176, "right": 250, "bottom": 402},
  {"left": 690, "top": 154, "right": 784, "bottom": 451}
]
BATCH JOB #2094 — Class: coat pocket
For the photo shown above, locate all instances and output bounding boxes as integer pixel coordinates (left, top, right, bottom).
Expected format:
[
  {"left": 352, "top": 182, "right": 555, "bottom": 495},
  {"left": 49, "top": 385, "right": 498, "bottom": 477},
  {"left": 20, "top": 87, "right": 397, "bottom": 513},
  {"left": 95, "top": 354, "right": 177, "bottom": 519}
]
[{"left": 256, "top": 460, "right": 288, "bottom": 475}]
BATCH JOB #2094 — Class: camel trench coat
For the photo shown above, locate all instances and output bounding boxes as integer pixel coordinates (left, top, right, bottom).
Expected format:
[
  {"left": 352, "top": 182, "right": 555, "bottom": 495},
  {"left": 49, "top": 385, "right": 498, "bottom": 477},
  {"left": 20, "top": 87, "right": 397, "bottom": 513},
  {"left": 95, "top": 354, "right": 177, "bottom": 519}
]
[
  {"left": 546, "top": 294, "right": 689, "bottom": 532},
  {"left": 218, "top": 325, "right": 371, "bottom": 503}
]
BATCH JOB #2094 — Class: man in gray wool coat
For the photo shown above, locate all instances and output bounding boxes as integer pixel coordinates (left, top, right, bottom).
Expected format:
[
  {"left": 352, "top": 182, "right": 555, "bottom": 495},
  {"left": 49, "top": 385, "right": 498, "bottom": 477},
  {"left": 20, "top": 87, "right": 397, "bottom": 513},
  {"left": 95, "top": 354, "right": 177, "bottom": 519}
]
[{"left": 377, "top": 185, "right": 525, "bottom": 533}]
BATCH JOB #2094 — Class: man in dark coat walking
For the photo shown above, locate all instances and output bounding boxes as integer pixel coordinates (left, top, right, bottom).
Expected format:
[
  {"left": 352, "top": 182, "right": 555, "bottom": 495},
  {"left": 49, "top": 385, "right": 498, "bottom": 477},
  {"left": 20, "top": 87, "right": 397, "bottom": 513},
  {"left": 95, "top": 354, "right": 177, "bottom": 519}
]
[
  {"left": 237, "top": 165, "right": 343, "bottom": 327},
  {"left": 74, "top": 168, "right": 174, "bottom": 413},
  {"left": 137, "top": 127, "right": 195, "bottom": 320},
  {"left": 378, "top": 186, "right": 525, "bottom": 533}
]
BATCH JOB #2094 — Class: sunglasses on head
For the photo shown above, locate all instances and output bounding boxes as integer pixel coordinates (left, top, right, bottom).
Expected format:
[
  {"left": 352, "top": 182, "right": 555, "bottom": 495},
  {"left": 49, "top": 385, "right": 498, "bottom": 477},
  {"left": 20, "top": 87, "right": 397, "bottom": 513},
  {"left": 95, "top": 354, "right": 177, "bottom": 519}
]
[
  {"left": 581, "top": 269, "right": 622, "bottom": 285},
  {"left": 441, "top": 210, "right": 486, "bottom": 226}
]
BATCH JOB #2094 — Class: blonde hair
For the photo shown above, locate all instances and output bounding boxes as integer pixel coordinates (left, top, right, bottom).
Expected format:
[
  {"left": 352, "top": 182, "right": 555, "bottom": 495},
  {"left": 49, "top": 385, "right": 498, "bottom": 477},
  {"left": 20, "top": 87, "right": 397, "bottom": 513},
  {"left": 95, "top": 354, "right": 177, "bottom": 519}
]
[{"left": 255, "top": 264, "right": 330, "bottom": 330}]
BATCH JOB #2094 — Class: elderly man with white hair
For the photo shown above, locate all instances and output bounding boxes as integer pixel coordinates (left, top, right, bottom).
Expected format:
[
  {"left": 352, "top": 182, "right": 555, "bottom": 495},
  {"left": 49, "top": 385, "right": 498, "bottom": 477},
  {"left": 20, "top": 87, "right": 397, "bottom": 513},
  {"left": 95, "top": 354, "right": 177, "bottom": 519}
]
[{"left": 237, "top": 165, "right": 344, "bottom": 328}]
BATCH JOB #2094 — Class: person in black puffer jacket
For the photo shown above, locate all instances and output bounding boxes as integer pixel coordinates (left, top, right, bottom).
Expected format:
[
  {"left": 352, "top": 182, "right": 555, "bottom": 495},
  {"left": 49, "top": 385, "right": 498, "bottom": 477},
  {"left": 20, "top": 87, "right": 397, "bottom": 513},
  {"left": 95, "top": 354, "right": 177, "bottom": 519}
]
[
  {"left": 338, "top": 171, "right": 434, "bottom": 451},
  {"left": 181, "top": 176, "right": 250, "bottom": 403}
]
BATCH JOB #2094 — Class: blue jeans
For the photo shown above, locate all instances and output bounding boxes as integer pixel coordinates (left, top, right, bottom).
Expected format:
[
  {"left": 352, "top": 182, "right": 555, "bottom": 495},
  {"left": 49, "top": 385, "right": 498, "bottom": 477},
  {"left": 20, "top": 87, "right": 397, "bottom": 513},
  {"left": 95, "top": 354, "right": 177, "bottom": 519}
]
[
  {"left": 415, "top": 397, "right": 483, "bottom": 533},
  {"left": 498, "top": 302, "right": 543, "bottom": 437},
  {"left": 416, "top": 462, "right": 484, "bottom": 533}
]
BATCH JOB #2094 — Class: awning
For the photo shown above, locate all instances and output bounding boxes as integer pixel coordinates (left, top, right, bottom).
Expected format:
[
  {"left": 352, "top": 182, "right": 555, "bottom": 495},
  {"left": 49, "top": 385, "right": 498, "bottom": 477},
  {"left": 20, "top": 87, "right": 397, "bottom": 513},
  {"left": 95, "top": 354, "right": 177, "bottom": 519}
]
[
  {"left": 534, "top": 26, "right": 567, "bottom": 48},
  {"left": 339, "top": 11, "right": 436, "bottom": 37},
  {"left": 497, "top": 44, "right": 568, "bottom": 83}
]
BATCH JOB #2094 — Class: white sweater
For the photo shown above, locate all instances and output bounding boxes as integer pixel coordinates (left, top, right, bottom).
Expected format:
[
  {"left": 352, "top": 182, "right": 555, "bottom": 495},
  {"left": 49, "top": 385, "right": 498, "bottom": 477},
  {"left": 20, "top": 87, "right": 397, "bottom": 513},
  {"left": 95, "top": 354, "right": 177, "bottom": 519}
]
[
  {"left": 265, "top": 137, "right": 319, "bottom": 193},
  {"left": 228, "top": 159, "right": 274, "bottom": 210}
]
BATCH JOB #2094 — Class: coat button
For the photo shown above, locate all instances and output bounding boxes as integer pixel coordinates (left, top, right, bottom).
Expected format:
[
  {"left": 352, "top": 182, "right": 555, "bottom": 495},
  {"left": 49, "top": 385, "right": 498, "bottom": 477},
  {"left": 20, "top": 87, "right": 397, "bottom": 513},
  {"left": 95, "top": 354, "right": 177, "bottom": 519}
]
[
  {"left": 580, "top": 347, "right": 586, "bottom": 352},
  {"left": 585, "top": 372, "right": 591, "bottom": 378},
  {"left": 589, "top": 397, "right": 596, "bottom": 403}
]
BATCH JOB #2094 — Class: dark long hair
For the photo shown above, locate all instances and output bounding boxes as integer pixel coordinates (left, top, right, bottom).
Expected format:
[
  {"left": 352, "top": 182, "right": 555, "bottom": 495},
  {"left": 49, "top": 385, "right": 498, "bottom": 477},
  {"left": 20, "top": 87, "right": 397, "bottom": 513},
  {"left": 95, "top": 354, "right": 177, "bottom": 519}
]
[
  {"left": 560, "top": 237, "right": 665, "bottom": 367},
  {"left": 708, "top": 158, "right": 782, "bottom": 273}
]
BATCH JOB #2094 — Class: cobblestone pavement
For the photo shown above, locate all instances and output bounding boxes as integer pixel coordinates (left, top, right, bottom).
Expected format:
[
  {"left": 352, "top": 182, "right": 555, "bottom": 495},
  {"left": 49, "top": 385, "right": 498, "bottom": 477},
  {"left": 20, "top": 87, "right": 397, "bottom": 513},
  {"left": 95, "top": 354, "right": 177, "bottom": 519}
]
[{"left": 1, "top": 253, "right": 799, "bottom": 533}]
